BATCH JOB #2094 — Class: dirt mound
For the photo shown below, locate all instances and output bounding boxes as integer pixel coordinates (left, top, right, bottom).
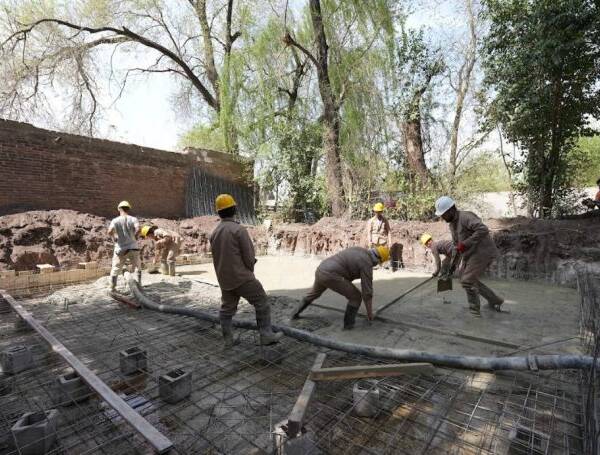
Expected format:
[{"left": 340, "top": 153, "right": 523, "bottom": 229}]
[{"left": 0, "top": 210, "right": 268, "bottom": 271}]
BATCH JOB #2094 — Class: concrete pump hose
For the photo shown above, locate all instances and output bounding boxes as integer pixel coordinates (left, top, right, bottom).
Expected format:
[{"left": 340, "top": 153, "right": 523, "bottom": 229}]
[{"left": 125, "top": 276, "right": 597, "bottom": 372}]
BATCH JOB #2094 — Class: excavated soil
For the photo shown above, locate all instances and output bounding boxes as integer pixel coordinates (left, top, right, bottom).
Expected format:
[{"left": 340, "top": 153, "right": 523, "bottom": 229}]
[{"left": 1, "top": 210, "right": 600, "bottom": 287}]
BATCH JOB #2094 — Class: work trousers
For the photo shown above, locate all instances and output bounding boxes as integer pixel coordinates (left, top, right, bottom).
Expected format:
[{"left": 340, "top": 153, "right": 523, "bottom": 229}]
[
  {"left": 459, "top": 253, "right": 502, "bottom": 307},
  {"left": 220, "top": 278, "right": 268, "bottom": 319},
  {"left": 159, "top": 242, "right": 181, "bottom": 266},
  {"left": 303, "top": 269, "right": 362, "bottom": 309},
  {"left": 110, "top": 250, "right": 141, "bottom": 277}
]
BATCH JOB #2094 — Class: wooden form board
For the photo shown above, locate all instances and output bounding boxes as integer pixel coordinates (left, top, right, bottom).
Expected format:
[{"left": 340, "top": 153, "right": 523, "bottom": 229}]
[
  {"left": 309, "top": 362, "right": 434, "bottom": 382},
  {"left": 1, "top": 290, "right": 173, "bottom": 454},
  {"left": 287, "top": 353, "right": 327, "bottom": 438}
]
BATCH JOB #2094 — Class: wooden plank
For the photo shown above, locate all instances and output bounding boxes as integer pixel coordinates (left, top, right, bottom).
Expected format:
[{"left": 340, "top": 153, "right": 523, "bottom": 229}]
[
  {"left": 309, "top": 362, "right": 434, "bottom": 382},
  {"left": 0, "top": 290, "right": 172, "bottom": 454},
  {"left": 287, "top": 353, "right": 327, "bottom": 438}
]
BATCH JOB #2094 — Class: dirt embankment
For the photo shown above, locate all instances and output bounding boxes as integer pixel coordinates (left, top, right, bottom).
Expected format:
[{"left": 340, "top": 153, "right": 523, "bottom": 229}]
[
  {"left": 270, "top": 216, "right": 600, "bottom": 284},
  {"left": 0, "top": 210, "right": 267, "bottom": 271},
  {"left": 1, "top": 210, "right": 600, "bottom": 286}
]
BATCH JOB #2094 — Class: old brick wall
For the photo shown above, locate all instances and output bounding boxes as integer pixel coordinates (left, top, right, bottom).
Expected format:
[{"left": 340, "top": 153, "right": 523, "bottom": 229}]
[{"left": 0, "top": 119, "right": 251, "bottom": 218}]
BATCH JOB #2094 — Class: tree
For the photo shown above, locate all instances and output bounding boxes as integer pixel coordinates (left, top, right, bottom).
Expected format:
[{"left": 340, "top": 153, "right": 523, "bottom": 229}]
[
  {"left": 0, "top": 0, "right": 249, "bottom": 152},
  {"left": 394, "top": 29, "right": 444, "bottom": 184},
  {"left": 483, "top": 0, "right": 600, "bottom": 217}
]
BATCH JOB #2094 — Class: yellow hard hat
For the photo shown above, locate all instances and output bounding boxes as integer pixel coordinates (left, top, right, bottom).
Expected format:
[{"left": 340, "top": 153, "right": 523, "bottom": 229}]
[
  {"left": 140, "top": 225, "right": 153, "bottom": 238},
  {"left": 420, "top": 233, "right": 433, "bottom": 246},
  {"left": 215, "top": 194, "right": 236, "bottom": 212},
  {"left": 373, "top": 202, "right": 385, "bottom": 212},
  {"left": 118, "top": 200, "right": 131, "bottom": 210},
  {"left": 375, "top": 245, "right": 390, "bottom": 264}
]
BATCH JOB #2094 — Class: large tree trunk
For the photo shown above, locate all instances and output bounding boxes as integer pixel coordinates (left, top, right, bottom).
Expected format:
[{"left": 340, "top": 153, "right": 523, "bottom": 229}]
[{"left": 401, "top": 119, "right": 430, "bottom": 183}]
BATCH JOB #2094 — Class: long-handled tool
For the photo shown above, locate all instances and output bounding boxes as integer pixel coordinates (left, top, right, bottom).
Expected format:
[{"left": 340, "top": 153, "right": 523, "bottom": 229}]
[{"left": 374, "top": 276, "right": 435, "bottom": 317}]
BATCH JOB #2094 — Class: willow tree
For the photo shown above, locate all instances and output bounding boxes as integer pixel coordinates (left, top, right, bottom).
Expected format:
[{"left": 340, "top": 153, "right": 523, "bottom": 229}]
[
  {"left": 0, "top": 0, "right": 253, "bottom": 153},
  {"left": 283, "top": 0, "right": 395, "bottom": 217}
]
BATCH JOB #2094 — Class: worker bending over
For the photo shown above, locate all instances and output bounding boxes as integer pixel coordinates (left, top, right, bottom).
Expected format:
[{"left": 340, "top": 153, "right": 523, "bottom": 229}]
[
  {"left": 419, "top": 233, "right": 455, "bottom": 277},
  {"left": 140, "top": 225, "right": 182, "bottom": 276},
  {"left": 435, "top": 196, "right": 503, "bottom": 317},
  {"left": 108, "top": 201, "right": 141, "bottom": 291},
  {"left": 366, "top": 203, "right": 392, "bottom": 249},
  {"left": 292, "top": 246, "right": 390, "bottom": 328},
  {"left": 210, "top": 194, "right": 283, "bottom": 348}
]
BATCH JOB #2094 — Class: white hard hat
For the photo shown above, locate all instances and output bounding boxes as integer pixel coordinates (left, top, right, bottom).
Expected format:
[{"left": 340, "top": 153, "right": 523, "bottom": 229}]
[{"left": 435, "top": 196, "right": 455, "bottom": 216}]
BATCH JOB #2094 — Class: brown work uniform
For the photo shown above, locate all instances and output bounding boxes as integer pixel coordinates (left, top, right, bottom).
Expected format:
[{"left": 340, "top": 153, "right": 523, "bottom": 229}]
[
  {"left": 449, "top": 211, "right": 502, "bottom": 306},
  {"left": 209, "top": 218, "right": 267, "bottom": 319},
  {"left": 303, "top": 247, "right": 378, "bottom": 309},
  {"left": 366, "top": 215, "right": 391, "bottom": 247},
  {"left": 154, "top": 228, "right": 182, "bottom": 266},
  {"left": 430, "top": 240, "right": 454, "bottom": 275}
]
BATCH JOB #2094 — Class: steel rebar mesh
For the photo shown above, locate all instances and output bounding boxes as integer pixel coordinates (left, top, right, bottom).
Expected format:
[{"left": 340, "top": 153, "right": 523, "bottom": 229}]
[{"left": 0, "top": 279, "right": 587, "bottom": 454}]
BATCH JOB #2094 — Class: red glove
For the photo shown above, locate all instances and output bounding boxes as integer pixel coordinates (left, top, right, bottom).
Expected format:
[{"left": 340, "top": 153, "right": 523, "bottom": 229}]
[{"left": 456, "top": 242, "right": 467, "bottom": 253}]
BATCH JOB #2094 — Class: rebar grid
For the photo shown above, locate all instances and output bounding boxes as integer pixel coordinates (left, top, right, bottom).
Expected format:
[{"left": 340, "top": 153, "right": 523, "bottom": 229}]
[{"left": 0, "top": 279, "right": 586, "bottom": 454}]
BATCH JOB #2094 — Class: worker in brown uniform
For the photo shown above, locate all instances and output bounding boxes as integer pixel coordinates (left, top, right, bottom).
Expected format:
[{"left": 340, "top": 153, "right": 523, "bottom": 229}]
[
  {"left": 435, "top": 196, "right": 504, "bottom": 317},
  {"left": 210, "top": 194, "right": 283, "bottom": 348},
  {"left": 291, "top": 245, "right": 390, "bottom": 328},
  {"left": 419, "top": 233, "right": 455, "bottom": 277},
  {"left": 366, "top": 203, "right": 392, "bottom": 249},
  {"left": 140, "top": 225, "right": 183, "bottom": 276}
]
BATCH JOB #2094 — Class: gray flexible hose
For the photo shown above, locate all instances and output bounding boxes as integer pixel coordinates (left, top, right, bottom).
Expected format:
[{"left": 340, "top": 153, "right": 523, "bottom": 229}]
[{"left": 126, "top": 277, "right": 597, "bottom": 372}]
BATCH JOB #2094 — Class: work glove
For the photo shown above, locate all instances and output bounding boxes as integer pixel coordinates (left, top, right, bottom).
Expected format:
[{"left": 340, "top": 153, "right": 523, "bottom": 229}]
[{"left": 456, "top": 242, "right": 467, "bottom": 254}]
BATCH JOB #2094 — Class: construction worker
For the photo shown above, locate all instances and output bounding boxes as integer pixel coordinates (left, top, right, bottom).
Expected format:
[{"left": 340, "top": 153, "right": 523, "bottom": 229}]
[
  {"left": 366, "top": 202, "right": 392, "bottom": 249},
  {"left": 140, "top": 225, "right": 182, "bottom": 276},
  {"left": 108, "top": 201, "right": 141, "bottom": 291},
  {"left": 435, "top": 196, "right": 503, "bottom": 317},
  {"left": 582, "top": 178, "right": 600, "bottom": 210},
  {"left": 419, "top": 233, "right": 455, "bottom": 277},
  {"left": 291, "top": 245, "right": 390, "bottom": 328},
  {"left": 210, "top": 194, "right": 283, "bottom": 348}
]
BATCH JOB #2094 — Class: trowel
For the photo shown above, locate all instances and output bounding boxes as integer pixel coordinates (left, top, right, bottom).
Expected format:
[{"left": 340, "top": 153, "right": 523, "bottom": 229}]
[{"left": 437, "top": 249, "right": 459, "bottom": 293}]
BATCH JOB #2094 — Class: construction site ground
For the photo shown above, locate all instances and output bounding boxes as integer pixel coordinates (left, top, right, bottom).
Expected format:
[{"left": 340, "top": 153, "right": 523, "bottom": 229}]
[
  {"left": 0, "top": 255, "right": 588, "bottom": 454},
  {"left": 178, "top": 255, "right": 582, "bottom": 357}
]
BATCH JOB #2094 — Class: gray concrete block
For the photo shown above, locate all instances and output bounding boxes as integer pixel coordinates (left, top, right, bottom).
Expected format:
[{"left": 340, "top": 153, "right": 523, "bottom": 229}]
[
  {"left": 273, "top": 422, "right": 320, "bottom": 455},
  {"left": 352, "top": 380, "right": 380, "bottom": 417},
  {"left": 1, "top": 345, "right": 34, "bottom": 374},
  {"left": 159, "top": 369, "right": 192, "bottom": 404},
  {"left": 11, "top": 410, "right": 59, "bottom": 455},
  {"left": 119, "top": 347, "right": 147, "bottom": 375},
  {"left": 0, "top": 372, "right": 14, "bottom": 396},
  {"left": 56, "top": 371, "right": 91, "bottom": 405}
]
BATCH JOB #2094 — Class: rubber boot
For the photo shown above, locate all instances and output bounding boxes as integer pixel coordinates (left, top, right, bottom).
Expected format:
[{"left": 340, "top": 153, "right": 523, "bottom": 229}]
[
  {"left": 256, "top": 305, "right": 283, "bottom": 345},
  {"left": 137, "top": 270, "right": 142, "bottom": 286},
  {"left": 466, "top": 290, "right": 481, "bottom": 317},
  {"left": 220, "top": 317, "right": 236, "bottom": 348},
  {"left": 168, "top": 263, "right": 176, "bottom": 276},
  {"left": 343, "top": 304, "right": 359, "bottom": 330},
  {"left": 291, "top": 298, "right": 311, "bottom": 320},
  {"left": 110, "top": 275, "right": 118, "bottom": 292},
  {"left": 479, "top": 282, "right": 503, "bottom": 312},
  {"left": 159, "top": 263, "right": 169, "bottom": 275}
]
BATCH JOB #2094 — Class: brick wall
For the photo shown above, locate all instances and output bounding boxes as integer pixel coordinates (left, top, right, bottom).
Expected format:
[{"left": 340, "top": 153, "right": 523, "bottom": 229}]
[{"left": 0, "top": 119, "right": 252, "bottom": 218}]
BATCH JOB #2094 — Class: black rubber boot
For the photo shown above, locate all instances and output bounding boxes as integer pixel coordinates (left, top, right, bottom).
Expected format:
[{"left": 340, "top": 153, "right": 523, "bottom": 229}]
[
  {"left": 343, "top": 304, "right": 359, "bottom": 330},
  {"left": 256, "top": 305, "right": 283, "bottom": 345},
  {"left": 291, "top": 298, "right": 311, "bottom": 320},
  {"left": 220, "top": 317, "right": 236, "bottom": 348},
  {"left": 467, "top": 291, "right": 481, "bottom": 317},
  {"left": 110, "top": 275, "right": 118, "bottom": 292}
]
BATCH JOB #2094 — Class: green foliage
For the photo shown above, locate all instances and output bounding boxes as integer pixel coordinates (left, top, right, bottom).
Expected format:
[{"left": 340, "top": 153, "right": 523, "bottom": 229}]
[
  {"left": 179, "top": 123, "right": 226, "bottom": 152},
  {"left": 569, "top": 136, "right": 600, "bottom": 187},
  {"left": 483, "top": 0, "right": 600, "bottom": 217},
  {"left": 455, "top": 152, "right": 511, "bottom": 194}
]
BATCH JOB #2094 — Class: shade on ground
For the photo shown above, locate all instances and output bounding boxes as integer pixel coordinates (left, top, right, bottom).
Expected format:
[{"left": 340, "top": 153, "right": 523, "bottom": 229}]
[{"left": 178, "top": 255, "right": 581, "bottom": 357}]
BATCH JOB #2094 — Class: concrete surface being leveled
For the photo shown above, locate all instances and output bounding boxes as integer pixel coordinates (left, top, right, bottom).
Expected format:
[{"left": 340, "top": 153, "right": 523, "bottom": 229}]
[{"left": 0, "top": 256, "right": 594, "bottom": 454}]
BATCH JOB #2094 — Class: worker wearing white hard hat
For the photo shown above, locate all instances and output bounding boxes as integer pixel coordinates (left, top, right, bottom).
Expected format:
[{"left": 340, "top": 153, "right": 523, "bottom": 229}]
[{"left": 434, "top": 196, "right": 504, "bottom": 317}]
